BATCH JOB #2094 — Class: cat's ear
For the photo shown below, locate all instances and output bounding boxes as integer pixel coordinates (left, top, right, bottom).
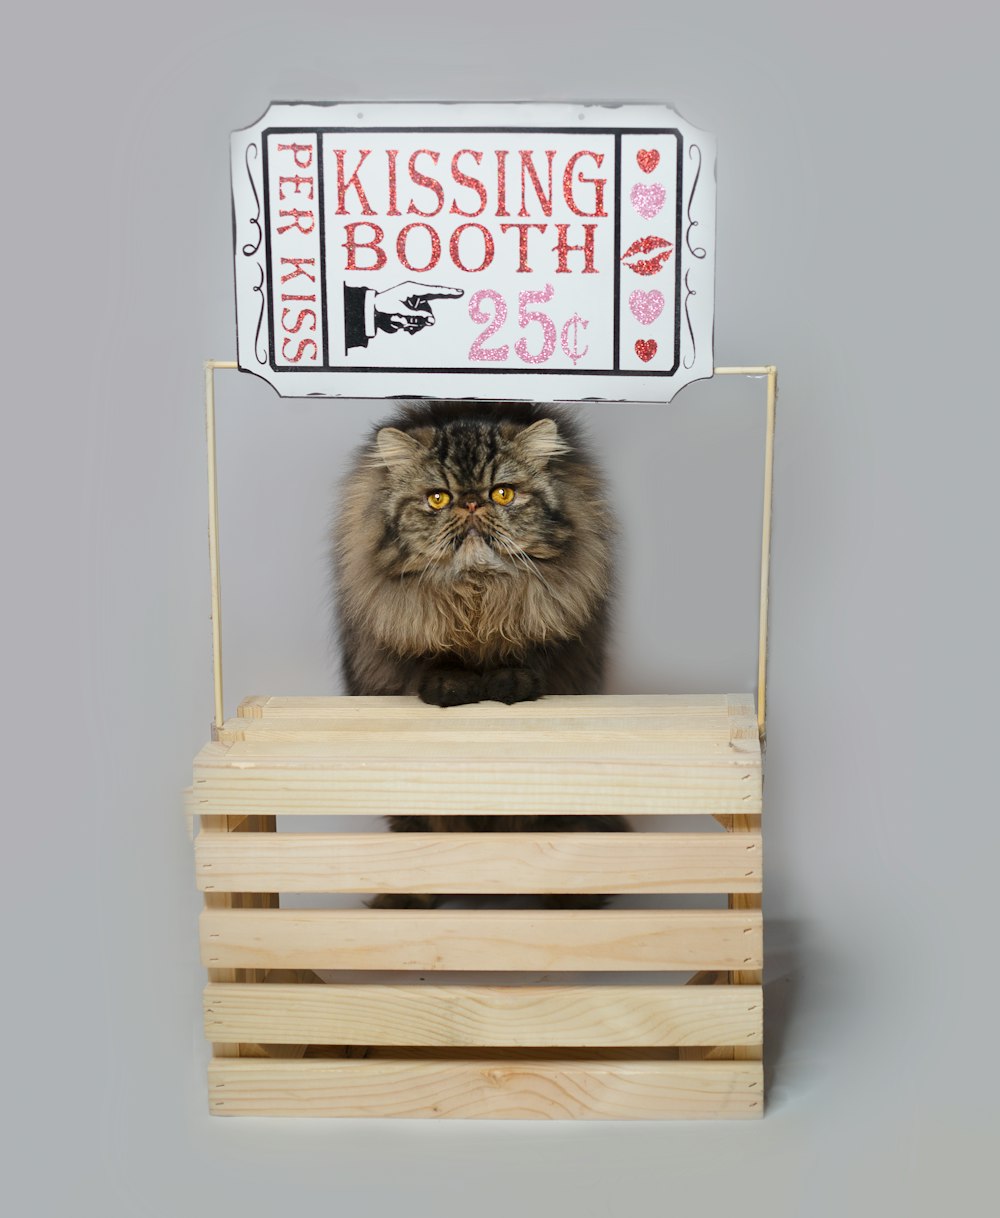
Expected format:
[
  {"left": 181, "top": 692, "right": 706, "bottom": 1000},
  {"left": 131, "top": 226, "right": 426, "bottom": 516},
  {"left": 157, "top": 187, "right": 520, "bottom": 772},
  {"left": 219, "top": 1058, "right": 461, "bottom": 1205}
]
[
  {"left": 375, "top": 427, "right": 426, "bottom": 468},
  {"left": 516, "top": 418, "right": 571, "bottom": 467}
]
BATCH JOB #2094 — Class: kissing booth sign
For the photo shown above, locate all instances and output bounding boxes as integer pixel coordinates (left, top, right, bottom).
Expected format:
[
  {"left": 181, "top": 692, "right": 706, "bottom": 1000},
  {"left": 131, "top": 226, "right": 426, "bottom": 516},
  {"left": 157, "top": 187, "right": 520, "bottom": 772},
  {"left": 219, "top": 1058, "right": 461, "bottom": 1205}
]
[{"left": 231, "top": 102, "right": 716, "bottom": 402}]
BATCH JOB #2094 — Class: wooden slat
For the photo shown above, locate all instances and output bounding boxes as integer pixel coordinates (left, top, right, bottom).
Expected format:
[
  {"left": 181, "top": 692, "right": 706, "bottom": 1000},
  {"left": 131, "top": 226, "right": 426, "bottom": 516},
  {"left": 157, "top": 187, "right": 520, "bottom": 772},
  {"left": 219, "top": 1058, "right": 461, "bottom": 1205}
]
[
  {"left": 204, "top": 982, "right": 763, "bottom": 1047},
  {"left": 192, "top": 764, "right": 760, "bottom": 818},
  {"left": 230, "top": 696, "right": 755, "bottom": 750},
  {"left": 224, "top": 695, "right": 759, "bottom": 748},
  {"left": 728, "top": 812, "right": 763, "bottom": 1063},
  {"left": 207, "top": 1056, "right": 763, "bottom": 1118},
  {"left": 194, "top": 693, "right": 761, "bottom": 820},
  {"left": 221, "top": 705, "right": 758, "bottom": 742},
  {"left": 200, "top": 909, "right": 762, "bottom": 972},
  {"left": 198, "top": 736, "right": 758, "bottom": 762},
  {"left": 202, "top": 816, "right": 240, "bottom": 1060},
  {"left": 193, "top": 787, "right": 759, "bottom": 817},
  {"left": 195, "top": 831, "right": 762, "bottom": 894},
  {"left": 202, "top": 815, "right": 279, "bottom": 1057},
  {"left": 237, "top": 693, "right": 736, "bottom": 720},
  {"left": 219, "top": 722, "right": 757, "bottom": 746},
  {"left": 227, "top": 692, "right": 756, "bottom": 730}
]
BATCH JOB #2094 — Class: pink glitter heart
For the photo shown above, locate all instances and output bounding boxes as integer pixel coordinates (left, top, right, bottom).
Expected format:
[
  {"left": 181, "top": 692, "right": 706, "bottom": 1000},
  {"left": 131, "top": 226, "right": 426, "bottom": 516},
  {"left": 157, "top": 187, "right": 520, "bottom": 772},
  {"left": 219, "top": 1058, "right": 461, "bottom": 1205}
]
[
  {"left": 630, "top": 182, "right": 666, "bottom": 219},
  {"left": 629, "top": 289, "right": 665, "bottom": 326}
]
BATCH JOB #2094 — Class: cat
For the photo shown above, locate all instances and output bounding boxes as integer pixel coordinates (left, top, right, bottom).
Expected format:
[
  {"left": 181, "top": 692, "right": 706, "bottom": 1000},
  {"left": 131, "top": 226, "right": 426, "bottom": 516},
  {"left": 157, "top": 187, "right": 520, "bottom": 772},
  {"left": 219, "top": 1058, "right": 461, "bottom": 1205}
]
[{"left": 331, "top": 400, "right": 628, "bottom": 908}]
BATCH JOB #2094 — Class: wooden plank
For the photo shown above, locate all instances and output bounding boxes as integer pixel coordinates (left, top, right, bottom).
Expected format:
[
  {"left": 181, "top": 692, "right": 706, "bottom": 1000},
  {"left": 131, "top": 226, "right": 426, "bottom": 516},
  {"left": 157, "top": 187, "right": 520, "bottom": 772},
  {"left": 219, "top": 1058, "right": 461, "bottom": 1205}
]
[
  {"left": 198, "top": 735, "right": 759, "bottom": 763},
  {"left": 195, "top": 831, "right": 762, "bottom": 894},
  {"left": 192, "top": 759, "right": 760, "bottom": 819},
  {"left": 728, "top": 812, "right": 763, "bottom": 1063},
  {"left": 227, "top": 695, "right": 759, "bottom": 758},
  {"left": 207, "top": 1057, "right": 763, "bottom": 1118},
  {"left": 201, "top": 815, "right": 296, "bottom": 1061},
  {"left": 219, "top": 699, "right": 759, "bottom": 745},
  {"left": 192, "top": 783, "right": 759, "bottom": 818},
  {"left": 218, "top": 721, "right": 759, "bottom": 746},
  {"left": 204, "top": 982, "right": 763, "bottom": 1047},
  {"left": 202, "top": 818, "right": 241, "bottom": 1057},
  {"left": 227, "top": 693, "right": 757, "bottom": 735},
  {"left": 236, "top": 693, "right": 736, "bottom": 720},
  {"left": 194, "top": 691, "right": 762, "bottom": 822},
  {"left": 201, "top": 815, "right": 249, "bottom": 1060},
  {"left": 200, "top": 909, "right": 762, "bottom": 972}
]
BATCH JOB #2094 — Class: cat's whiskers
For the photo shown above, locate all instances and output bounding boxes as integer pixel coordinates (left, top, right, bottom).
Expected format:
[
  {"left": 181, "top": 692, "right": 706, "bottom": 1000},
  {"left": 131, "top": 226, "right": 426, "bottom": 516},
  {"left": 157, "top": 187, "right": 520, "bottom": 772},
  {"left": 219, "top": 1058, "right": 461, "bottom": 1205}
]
[
  {"left": 492, "top": 526, "right": 555, "bottom": 594},
  {"left": 413, "top": 533, "right": 456, "bottom": 586}
]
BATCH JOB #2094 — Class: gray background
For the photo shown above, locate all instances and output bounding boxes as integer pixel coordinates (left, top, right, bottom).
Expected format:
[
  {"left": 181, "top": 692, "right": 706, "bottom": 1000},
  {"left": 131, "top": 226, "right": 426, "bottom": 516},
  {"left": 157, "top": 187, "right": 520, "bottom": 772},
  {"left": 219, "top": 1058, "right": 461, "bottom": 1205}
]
[{"left": 4, "top": 0, "right": 997, "bottom": 1213}]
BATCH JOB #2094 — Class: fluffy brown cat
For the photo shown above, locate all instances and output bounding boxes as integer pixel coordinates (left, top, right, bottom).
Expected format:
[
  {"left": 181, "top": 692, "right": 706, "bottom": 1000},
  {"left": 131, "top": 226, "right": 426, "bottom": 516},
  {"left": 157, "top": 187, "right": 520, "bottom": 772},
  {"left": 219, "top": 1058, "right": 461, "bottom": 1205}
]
[{"left": 332, "top": 400, "right": 627, "bottom": 908}]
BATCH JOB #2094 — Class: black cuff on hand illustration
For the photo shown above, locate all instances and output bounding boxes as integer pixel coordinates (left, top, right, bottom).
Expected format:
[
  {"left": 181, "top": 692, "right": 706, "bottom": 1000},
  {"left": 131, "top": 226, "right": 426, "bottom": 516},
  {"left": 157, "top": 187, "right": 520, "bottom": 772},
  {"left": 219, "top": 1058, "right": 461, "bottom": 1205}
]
[{"left": 344, "top": 281, "right": 464, "bottom": 351}]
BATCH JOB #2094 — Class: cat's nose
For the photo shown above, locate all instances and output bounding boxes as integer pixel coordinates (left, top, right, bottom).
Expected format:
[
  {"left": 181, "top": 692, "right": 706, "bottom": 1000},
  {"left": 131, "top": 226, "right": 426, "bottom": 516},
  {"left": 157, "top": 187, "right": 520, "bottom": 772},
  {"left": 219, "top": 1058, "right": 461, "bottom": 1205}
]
[{"left": 464, "top": 499, "right": 479, "bottom": 513}]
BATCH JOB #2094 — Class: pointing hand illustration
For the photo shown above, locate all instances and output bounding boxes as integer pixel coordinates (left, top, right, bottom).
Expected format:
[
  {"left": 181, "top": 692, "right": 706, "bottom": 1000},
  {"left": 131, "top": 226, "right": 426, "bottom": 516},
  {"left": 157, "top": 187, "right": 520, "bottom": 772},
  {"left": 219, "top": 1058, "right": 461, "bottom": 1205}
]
[
  {"left": 343, "top": 280, "right": 464, "bottom": 351},
  {"left": 374, "top": 282, "right": 465, "bottom": 334}
]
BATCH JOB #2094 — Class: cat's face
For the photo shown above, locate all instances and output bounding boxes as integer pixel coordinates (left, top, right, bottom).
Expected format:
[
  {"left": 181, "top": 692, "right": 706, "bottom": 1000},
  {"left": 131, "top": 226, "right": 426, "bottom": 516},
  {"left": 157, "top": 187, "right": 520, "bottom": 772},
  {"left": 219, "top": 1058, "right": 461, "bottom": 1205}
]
[{"left": 372, "top": 416, "right": 574, "bottom": 579}]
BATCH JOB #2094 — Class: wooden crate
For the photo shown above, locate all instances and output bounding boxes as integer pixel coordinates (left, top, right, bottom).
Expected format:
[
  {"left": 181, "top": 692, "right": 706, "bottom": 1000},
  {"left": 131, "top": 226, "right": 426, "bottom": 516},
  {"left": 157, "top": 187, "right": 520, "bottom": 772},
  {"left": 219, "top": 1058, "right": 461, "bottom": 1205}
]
[{"left": 187, "top": 692, "right": 763, "bottom": 1119}]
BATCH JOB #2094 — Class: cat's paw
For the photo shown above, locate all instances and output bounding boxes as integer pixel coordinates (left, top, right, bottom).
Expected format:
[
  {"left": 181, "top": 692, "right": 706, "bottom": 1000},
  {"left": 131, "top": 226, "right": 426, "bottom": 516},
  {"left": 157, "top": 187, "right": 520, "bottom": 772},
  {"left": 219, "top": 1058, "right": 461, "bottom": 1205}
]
[
  {"left": 482, "top": 666, "right": 543, "bottom": 704},
  {"left": 365, "top": 893, "right": 440, "bottom": 909},
  {"left": 418, "top": 667, "right": 484, "bottom": 707}
]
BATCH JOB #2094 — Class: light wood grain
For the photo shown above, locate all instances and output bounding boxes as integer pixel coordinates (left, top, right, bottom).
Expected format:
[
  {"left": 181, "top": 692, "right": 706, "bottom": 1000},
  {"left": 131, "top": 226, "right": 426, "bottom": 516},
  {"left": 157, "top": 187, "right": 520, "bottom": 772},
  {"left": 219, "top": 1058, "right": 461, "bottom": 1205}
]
[
  {"left": 191, "top": 763, "right": 760, "bottom": 818},
  {"left": 236, "top": 693, "right": 738, "bottom": 720},
  {"left": 207, "top": 1056, "right": 763, "bottom": 1118},
  {"left": 200, "top": 815, "right": 299, "bottom": 1060},
  {"left": 194, "top": 831, "right": 762, "bottom": 894},
  {"left": 200, "top": 909, "right": 762, "bottom": 972},
  {"left": 193, "top": 693, "right": 761, "bottom": 819},
  {"left": 203, "top": 982, "right": 763, "bottom": 1047},
  {"left": 191, "top": 692, "right": 767, "bottom": 1116},
  {"left": 200, "top": 735, "right": 757, "bottom": 761},
  {"left": 727, "top": 812, "right": 763, "bottom": 1062},
  {"left": 202, "top": 816, "right": 240, "bottom": 1059},
  {"left": 224, "top": 695, "right": 759, "bottom": 748},
  {"left": 219, "top": 722, "right": 758, "bottom": 746}
]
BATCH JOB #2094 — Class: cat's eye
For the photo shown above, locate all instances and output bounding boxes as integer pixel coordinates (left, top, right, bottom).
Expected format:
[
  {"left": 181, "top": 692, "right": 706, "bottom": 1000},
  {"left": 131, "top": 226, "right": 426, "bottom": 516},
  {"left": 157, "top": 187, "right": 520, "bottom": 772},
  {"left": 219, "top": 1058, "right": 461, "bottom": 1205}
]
[
  {"left": 490, "top": 486, "right": 516, "bottom": 506},
  {"left": 426, "top": 490, "right": 451, "bottom": 510}
]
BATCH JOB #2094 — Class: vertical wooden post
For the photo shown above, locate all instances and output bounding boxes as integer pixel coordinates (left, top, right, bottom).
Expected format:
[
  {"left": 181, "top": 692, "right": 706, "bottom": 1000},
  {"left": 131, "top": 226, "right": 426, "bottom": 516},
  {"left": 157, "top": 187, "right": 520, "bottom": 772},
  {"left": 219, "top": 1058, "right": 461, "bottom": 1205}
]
[
  {"left": 201, "top": 813, "right": 280, "bottom": 1060},
  {"left": 727, "top": 812, "right": 763, "bottom": 1063},
  {"left": 202, "top": 814, "right": 245, "bottom": 1059},
  {"left": 204, "top": 360, "right": 237, "bottom": 735},
  {"left": 757, "top": 366, "right": 777, "bottom": 743}
]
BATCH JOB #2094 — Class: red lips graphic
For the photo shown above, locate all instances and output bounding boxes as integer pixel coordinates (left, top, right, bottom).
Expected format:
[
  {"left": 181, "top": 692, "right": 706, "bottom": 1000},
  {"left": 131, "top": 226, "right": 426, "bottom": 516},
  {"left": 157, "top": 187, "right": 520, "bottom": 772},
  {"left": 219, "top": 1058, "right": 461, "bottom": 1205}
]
[{"left": 620, "top": 235, "right": 673, "bottom": 276}]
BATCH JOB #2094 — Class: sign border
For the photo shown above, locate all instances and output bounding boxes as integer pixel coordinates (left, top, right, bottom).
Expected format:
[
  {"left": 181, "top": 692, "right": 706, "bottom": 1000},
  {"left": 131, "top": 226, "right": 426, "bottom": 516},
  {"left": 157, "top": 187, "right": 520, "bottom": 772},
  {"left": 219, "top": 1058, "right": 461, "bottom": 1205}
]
[
  {"left": 259, "top": 126, "right": 683, "bottom": 378},
  {"left": 231, "top": 102, "right": 716, "bottom": 403}
]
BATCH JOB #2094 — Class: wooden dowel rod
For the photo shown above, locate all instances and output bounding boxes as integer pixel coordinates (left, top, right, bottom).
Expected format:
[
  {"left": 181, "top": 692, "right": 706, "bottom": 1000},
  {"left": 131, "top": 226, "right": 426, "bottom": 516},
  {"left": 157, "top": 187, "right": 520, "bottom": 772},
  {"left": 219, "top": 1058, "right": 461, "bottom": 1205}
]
[
  {"left": 205, "top": 362, "right": 225, "bottom": 732},
  {"left": 757, "top": 368, "right": 777, "bottom": 740},
  {"left": 714, "top": 366, "right": 773, "bottom": 376}
]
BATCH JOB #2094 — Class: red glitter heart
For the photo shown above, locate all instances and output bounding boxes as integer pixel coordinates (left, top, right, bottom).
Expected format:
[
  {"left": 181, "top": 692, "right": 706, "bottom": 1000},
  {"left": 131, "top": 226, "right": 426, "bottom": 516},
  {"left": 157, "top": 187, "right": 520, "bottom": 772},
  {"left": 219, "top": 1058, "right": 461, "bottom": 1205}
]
[
  {"left": 636, "top": 149, "right": 660, "bottom": 173},
  {"left": 635, "top": 339, "right": 657, "bottom": 362}
]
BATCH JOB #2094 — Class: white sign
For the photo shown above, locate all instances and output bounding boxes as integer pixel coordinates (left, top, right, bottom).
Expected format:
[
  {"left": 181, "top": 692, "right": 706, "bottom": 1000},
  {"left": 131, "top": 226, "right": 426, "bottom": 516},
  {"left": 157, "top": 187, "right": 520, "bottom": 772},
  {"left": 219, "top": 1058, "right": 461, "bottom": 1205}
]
[{"left": 231, "top": 102, "right": 715, "bottom": 402}]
